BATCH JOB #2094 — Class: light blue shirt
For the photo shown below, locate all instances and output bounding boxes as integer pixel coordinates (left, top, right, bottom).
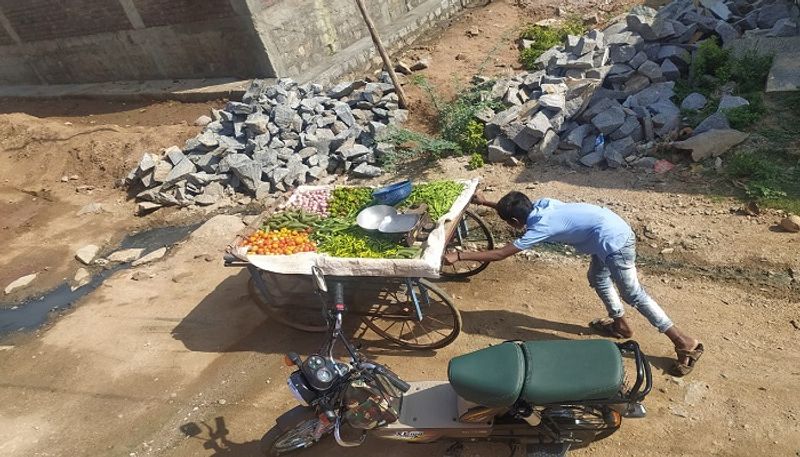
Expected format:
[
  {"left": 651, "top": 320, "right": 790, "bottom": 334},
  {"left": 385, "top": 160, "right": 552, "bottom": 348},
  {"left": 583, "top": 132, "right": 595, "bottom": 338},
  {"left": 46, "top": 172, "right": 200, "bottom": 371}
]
[{"left": 512, "top": 198, "right": 633, "bottom": 259}]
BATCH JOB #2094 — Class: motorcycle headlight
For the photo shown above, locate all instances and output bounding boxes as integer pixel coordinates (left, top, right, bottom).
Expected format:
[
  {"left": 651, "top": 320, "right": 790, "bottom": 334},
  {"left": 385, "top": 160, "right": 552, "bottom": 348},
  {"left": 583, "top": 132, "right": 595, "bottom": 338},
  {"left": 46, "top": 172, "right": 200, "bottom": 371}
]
[
  {"left": 316, "top": 368, "right": 333, "bottom": 383},
  {"left": 287, "top": 371, "right": 316, "bottom": 406}
]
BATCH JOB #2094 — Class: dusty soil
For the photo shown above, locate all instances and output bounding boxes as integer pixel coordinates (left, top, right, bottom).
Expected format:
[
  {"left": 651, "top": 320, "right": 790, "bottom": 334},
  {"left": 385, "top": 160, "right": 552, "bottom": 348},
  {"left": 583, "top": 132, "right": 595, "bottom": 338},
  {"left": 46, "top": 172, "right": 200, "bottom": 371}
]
[
  {"left": 0, "top": 101, "right": 222, "bottom": 302},
  {"left": 1, "top": 1, "right": 799, "bottom": 457}
]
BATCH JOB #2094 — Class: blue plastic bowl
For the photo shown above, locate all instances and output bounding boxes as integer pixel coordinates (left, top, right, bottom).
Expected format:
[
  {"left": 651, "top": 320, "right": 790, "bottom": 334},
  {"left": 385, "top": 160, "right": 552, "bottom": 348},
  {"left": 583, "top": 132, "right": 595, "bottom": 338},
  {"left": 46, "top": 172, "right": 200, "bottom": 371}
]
[{"left": 372, "top": 180, "right": 413, "bottom": 206}]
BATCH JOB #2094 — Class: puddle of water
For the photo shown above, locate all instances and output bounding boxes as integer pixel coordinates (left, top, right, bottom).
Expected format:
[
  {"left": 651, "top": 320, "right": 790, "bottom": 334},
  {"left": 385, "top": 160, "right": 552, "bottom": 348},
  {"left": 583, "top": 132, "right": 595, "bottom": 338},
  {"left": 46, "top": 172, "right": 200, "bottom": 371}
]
[{"left": 0, "top": 223, "right": 201, "bottom": 340}]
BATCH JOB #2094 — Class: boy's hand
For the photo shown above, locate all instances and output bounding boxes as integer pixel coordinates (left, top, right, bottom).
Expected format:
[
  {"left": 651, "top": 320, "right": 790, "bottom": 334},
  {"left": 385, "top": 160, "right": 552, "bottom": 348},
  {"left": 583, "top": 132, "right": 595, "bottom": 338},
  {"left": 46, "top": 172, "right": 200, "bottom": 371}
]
[
  {"left": 442, "top": 252, "right": 459, "bottom": 265},
  {"left": 471, "top": 193, "right": 487, "bottom": 206}
]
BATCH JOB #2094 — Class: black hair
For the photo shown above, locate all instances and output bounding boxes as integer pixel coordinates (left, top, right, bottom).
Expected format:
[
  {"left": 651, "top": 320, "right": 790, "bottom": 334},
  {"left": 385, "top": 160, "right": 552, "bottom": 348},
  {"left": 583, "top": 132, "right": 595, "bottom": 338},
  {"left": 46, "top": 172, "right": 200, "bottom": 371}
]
[{"left": 496, "top": 191, "right": 532, "bottom": 223}]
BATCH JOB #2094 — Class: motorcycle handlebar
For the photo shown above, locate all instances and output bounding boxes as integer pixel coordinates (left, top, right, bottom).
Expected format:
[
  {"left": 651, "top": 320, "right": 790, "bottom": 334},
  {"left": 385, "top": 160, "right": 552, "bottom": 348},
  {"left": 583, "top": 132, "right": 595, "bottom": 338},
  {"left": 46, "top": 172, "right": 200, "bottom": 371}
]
[
  {"left": 333, "top": 282, "right": 345, "bottom": 308},
  {"left": 372, "top": 364, "right": 411, "bottom": 393}
]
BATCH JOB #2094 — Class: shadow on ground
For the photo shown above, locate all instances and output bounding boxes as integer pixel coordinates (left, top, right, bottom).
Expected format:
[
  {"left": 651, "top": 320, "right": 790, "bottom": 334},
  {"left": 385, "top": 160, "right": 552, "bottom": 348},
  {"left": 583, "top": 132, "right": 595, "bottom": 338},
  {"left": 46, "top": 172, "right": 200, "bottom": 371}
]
[
  {"left": 172, "top": 271, "right": 454, "bottom": 358},
  {"left": 181, "top": 417, "right": 261, "bottom": 457}
]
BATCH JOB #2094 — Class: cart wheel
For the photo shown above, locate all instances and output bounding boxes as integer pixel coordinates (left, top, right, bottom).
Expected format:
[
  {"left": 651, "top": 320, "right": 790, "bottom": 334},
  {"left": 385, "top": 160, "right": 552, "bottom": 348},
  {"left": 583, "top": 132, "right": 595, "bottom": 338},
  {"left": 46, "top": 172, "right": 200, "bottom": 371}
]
[
  {"left": 247, "top": 277, "right": 327, "bottom": 333},
  {"left": 360, "top": 279, "right": 461, "bottom": 349},
  {"left": 441, "top": 209, "right": 495, "bottom": 278}
]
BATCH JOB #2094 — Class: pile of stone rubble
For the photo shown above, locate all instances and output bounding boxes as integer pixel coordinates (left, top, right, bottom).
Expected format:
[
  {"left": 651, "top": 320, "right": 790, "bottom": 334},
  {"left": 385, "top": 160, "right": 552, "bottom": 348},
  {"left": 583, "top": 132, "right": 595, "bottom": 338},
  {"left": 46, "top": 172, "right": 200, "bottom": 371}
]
[
  {"left": 482, "top": 0, "right": 798, "bottom": 168},
  {"left": 126, "top": 75, "right": 406, "bottom": 212}
]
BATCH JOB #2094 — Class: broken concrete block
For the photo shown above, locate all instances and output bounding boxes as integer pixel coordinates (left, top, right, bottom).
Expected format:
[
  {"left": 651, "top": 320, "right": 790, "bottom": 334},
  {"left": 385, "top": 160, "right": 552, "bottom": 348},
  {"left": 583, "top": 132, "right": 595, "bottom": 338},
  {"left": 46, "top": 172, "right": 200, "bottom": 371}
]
[
  {"left": 610, "top": 116, "right": 642, "bottom": 141},
  {"left": 717, "top": 95, "right": 749, "bottom": 112},
  {"left": 681, "top": 93, "right": 708, "bottom": 111},
  {"left": 629, "top": 51, "right": 648, "bottom": 69},
  {"left": 579, "top": 150, "right": 605, "bottom": 167},
  {"left": 715, "top": 21, "right": 739, "bottom": 45},
  {"left": 107, "top": 248, "right": 144, "bottom": 263},
  {"left": 575, "top": 37, "right": 597, "bottom": 56},
  {"left": 535, "top": 130, "right": 559, "bottom": 159},
  {"left": 591, "top": 105, "right": 627, "bottom": 134},
  {"left": 5, "top": 273, "right": 38, "bottom": 295},
  {"left": 767, "top": 18, "right": 799, "bottom": 37},
  {"left": 604, "top": 138, "right": 632, "bottom": 168},
  {"left": 566, "top": 35, "right": 581, "bottom": 53},
  {"left": 485, "top": 105, "right": 523, "bottom": 140},
  {"left": 512, "top": 112, "right": 551, "bottom": 150},
  {"left": 164, "top": 157, "right": 197, "bottom": 186},
  {"left": 194, "top": 115, "right": 212, "bottom": 127},
  {"left": 132, "top": 247, "right": 167, "bottom": 267},
  {"left": 700, "top": 0, "right": 731, "bottom": 20},
  {"left": 626, "top": 12, "right": 658, "bottom": 41},
  {"left": 694, "top": 112, "right": 730, "bottom": 135},
  {"left": 563, "top": 124, "right": 595, "bottom": 148},
  {"left": 136, "top": 201, "right": 162, "bottom": 215},
  {"left": 673, "top": 129, "right": 749, "bottom": 161},
  {"left": 660, "top": 59, "right": 681, "bottom": 81},
  {"left": 657, "top": 46, "right": 691, "bottom": 70},
  {"left": 624, "top": 74, "right": 651, "bottom": 94},
  {"left": 607, "top": 64, "right": 636, "bottom": 84},
  {"left": 539, "top": 93, "right": 566, "bottom": 111},
  {"left": 487, "top": 136, "right": 518, "bottom": 163},
  {"left": 757, "top": 3, "right": 791, "bottom": 29},
  {"left": 609, "top": 44, "right": 637, "bottom": 64},
  {"left": 152, "top": 159, "right": 173, "bottom": 184},
  {"left": 223, "top": 154, "right": 262, "bottom": 192},
  {"left": 558, "top": 53, "right": 596, "bottom": 69},
  {"left": 638, "top": 60, "right": 664, "bottom": 82},
  {"left": 75, "top": 244, "right": 100, "bottom": 265}
]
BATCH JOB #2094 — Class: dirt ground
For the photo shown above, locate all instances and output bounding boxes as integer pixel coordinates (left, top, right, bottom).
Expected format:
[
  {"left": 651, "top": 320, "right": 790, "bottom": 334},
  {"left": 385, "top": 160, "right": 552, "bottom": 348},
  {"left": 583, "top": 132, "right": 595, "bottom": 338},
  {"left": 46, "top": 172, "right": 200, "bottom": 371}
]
[
  {"left": 0, "top": 100, "right": 220, "bottom": 300},
  {"left": 1, "top": 1, "right": 799, "bottom": 457}
]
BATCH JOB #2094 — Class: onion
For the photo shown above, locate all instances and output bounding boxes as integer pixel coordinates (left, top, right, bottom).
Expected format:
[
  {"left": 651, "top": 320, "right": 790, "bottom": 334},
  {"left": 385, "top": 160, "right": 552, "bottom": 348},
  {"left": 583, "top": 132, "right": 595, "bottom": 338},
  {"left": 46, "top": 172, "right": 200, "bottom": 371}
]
[{"left": 288, "top": 188, "right": 332, "bottom": 216}]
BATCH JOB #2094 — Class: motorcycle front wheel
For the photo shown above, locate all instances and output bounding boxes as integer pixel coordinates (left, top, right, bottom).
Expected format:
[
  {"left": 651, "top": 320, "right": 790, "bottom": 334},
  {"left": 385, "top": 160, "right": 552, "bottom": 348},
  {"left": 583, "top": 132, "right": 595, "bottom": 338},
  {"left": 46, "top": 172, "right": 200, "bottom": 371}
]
[{"left": 261, "top": 417, "right": 323, "bottom": 456}]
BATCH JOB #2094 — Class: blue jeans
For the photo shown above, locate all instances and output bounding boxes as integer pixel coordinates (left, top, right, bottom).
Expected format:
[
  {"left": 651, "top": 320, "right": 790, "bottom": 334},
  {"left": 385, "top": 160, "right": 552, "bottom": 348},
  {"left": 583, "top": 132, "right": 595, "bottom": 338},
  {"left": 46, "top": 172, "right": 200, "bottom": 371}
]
[{"left": 587, "top": 235, "right": 674, "bottom": 333}]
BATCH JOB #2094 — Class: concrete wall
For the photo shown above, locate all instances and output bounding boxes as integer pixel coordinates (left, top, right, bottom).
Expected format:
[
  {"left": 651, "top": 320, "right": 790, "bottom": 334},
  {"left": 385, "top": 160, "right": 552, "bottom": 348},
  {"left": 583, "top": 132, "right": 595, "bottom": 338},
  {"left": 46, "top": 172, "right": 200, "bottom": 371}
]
[
  {"left": 246, "top": 0, "right": 430, "bottom": 78},
  {"left": 0, "top": 0, "right": 464, "bottom": 86},
  {"left": 0, "top": 0, "right": 273, "bottom": 85}
]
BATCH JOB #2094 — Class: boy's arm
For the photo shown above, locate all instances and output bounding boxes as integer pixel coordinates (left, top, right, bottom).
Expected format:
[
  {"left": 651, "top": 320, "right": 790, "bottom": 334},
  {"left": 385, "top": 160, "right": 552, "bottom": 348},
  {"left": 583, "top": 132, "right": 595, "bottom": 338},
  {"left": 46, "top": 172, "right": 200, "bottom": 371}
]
[
  {"left": 443, "top": 243, "right": 520, "bottom": 265},
  {"left": 471, "top": 193, "right": 497, "bottom": 209}
]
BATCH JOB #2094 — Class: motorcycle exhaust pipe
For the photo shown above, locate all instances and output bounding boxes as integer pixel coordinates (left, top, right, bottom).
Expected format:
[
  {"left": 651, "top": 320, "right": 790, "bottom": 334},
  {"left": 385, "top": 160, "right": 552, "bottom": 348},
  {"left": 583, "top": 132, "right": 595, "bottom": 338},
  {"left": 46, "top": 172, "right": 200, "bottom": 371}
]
[{"left": 621, "top": 403, "right": 647, "bottom": 419}]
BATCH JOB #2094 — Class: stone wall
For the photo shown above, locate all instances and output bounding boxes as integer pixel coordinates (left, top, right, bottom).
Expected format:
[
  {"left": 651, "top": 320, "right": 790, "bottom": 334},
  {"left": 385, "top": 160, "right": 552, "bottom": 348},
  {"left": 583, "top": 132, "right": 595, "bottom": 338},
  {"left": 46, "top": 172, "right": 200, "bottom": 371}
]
[
  {"left": 0, "top": 0, "right": 463, "bottom": 87},
  {"left": 0, "top": 0, "right": 273, "bottom": 85}
]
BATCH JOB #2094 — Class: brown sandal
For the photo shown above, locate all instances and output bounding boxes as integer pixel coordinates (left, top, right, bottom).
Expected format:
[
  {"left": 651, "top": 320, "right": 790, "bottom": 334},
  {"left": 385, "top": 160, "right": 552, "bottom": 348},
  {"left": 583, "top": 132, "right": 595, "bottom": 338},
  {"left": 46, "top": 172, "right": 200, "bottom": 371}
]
[
  {"left": 589, "top": 318, "right": 626, "bottom": 339},
  {"left": 671, "top": 342, "right": 705, "bottom": 377}
]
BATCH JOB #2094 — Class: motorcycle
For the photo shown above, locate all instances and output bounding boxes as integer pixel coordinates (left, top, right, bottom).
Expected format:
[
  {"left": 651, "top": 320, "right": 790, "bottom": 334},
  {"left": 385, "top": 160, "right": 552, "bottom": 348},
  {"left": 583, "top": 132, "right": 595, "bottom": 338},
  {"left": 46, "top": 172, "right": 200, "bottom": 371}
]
[{"left": 261, "top": 267, "right": 652, "bottom": 457}]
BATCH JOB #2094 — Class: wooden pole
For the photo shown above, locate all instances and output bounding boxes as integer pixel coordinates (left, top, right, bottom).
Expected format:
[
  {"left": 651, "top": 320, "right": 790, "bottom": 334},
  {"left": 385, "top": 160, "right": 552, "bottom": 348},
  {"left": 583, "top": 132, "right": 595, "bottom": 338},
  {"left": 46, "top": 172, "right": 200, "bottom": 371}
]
[{"left": 353, "top": 0, "right": 409, "bottom": 109}]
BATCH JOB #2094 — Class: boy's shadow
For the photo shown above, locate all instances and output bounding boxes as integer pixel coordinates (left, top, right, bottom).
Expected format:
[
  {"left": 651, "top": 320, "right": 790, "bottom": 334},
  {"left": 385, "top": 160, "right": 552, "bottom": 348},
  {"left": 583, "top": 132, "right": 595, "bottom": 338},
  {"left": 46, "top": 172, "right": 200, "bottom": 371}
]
[
  {"left": 180, "top": 417, "right": 261, "bottom": 457},
  {"left": 459, "top": 309, "right": 589, "bottom": 341}
]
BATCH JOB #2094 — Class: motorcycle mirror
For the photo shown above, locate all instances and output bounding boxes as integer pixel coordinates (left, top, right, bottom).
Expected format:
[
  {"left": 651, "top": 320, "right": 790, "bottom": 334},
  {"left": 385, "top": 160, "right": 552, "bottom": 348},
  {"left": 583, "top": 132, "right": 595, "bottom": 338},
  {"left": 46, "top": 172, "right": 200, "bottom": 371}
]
[
  {"left": 179, "top": 422, "right": 202, "bottom": 437},
  {"left": 286, "top": 352, "right": 303, "bottom": 367},
  {"left": 311, "top": 266, "right": 328, "bottom": 293}
]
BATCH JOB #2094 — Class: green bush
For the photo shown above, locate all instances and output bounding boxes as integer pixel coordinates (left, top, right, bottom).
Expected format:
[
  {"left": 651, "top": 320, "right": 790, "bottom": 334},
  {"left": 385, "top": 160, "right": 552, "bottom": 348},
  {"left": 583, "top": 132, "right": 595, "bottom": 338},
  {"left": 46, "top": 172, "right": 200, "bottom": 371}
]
[
  {"left": 438, "top": 83, "right": 502, "bottom": 154},
  {"left": 723, "top": 94, "right": 766, "bottom": 130},
  {"left": 467, "top": 152, "right": 485, "bottom": 170},
  {"left": 693, "top": 38, "right": 731, "bottom": 81},
  {"left": 690, "top": 38, "right": 773, "bottom": 95},
  {"left": 726, "top": 49, "right": 773, "bottom": 94},
  {"left": 725, "top": 149, "right": 799, "bottom": 204},
  {"left": 519, "top": 18, "right": 586, "bottom": 70},
  {"left": 377, "top": 128, "right": 460, "bottom": 168}
]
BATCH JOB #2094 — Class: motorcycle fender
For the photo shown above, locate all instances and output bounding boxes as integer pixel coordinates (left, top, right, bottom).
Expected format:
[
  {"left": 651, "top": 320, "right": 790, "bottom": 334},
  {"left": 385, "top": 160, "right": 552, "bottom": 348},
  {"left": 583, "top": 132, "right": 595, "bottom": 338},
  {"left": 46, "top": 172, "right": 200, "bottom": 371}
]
[{"left": 275, "top": 406, "right": 318, "bottom": 432}]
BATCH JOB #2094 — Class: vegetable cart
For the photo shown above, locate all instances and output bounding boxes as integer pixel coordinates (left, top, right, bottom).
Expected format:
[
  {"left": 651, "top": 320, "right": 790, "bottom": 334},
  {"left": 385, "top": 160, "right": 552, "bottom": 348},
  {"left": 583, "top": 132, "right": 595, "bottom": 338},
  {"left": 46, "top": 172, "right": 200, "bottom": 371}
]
[{"left": 224, "top": 179, "right": 495, "bottom": 350}]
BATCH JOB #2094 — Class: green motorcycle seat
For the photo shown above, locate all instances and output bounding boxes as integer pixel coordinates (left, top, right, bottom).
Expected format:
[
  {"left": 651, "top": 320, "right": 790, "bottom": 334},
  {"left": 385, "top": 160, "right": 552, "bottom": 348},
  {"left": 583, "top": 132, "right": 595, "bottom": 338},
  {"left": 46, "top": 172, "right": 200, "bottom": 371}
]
[
  {"left": 447, "top": 340, "right": 624, "bottom": 408},
  {"left": 447, "top": 342, "right": 525, "bottom": 407},
  {"left": 520, "top": 339, "right": 623, "bottom": 404}
]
